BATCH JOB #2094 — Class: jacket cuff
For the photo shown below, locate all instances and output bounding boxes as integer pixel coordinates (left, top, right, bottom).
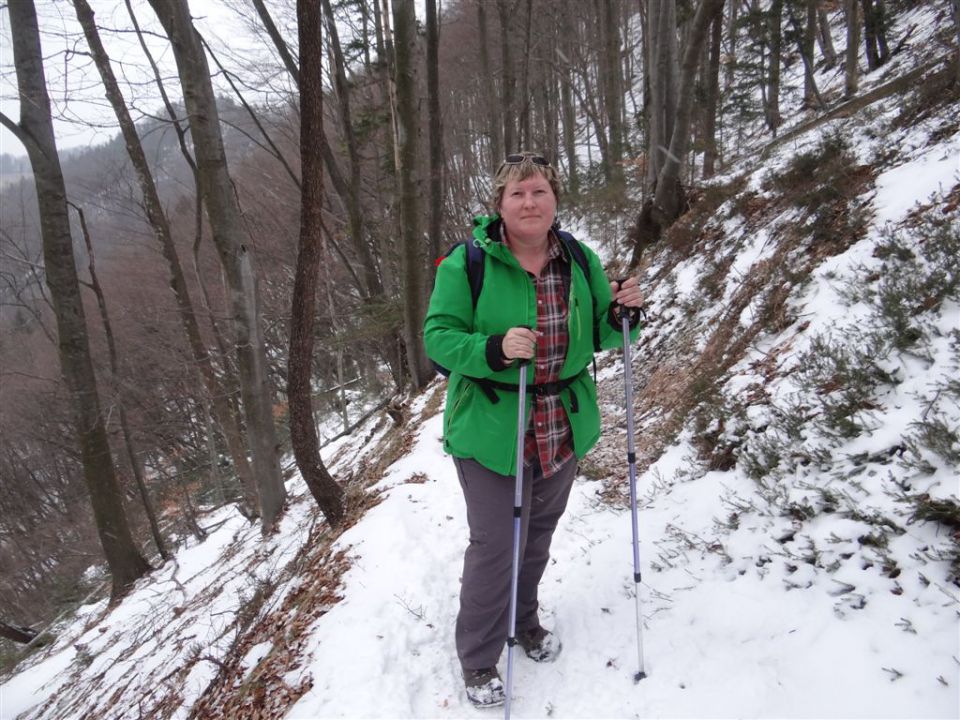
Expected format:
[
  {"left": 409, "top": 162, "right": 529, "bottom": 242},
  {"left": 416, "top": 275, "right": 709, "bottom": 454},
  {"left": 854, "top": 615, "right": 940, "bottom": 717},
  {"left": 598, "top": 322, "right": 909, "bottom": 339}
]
[
  {"left": 607, "top": 302, "right": 641, "bottom": 331},
  {"left": 485, "top": 334, "right": 512, "bottom": 371}
]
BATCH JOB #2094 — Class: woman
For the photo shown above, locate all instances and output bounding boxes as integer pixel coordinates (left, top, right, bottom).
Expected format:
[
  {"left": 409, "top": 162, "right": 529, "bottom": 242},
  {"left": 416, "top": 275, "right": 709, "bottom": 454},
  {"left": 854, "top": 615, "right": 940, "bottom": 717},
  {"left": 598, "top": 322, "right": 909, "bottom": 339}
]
[{"left": 423, "top": 152, "right": 643, "bottom": 707}]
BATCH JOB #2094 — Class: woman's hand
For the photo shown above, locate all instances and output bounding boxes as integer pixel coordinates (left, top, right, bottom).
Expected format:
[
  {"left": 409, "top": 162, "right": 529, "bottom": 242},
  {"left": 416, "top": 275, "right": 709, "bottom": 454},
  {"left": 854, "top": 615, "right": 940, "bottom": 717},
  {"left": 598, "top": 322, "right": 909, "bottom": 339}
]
[
  {"left": 610, "top": 276, "right": 644, "bottom": 308},
  {"left": 502, "top": 326, "right": 538, "bottom": 361}
]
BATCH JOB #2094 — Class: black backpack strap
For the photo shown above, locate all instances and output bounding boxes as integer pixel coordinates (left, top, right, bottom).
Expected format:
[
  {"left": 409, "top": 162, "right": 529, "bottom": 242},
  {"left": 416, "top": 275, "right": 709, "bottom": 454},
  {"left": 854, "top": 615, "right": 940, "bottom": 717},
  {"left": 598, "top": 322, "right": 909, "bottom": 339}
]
[
  {"left": 556, "top": 230, "right": 601, "bottom": 353},
  {"left": 464, "top": 240, "right": 486, "bottom": 309}
]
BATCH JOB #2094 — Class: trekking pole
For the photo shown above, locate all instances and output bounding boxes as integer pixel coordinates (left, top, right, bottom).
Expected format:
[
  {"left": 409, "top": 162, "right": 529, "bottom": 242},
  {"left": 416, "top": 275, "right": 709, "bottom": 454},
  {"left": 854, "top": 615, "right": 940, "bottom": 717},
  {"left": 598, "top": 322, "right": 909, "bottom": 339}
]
[
  {"left": 621, "top": 307, "right": 647, "bottom": 682},
  {"left": 504, "top": 359, "right": 528, "bottom": 720}
]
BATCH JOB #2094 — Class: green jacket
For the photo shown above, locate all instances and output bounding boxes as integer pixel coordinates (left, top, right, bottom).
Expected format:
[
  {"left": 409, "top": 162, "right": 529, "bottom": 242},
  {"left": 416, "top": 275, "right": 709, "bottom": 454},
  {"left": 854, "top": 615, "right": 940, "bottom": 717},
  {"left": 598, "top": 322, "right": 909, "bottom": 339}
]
[{"left": 423, "top": 215, "right": 641, "bottom": 476}]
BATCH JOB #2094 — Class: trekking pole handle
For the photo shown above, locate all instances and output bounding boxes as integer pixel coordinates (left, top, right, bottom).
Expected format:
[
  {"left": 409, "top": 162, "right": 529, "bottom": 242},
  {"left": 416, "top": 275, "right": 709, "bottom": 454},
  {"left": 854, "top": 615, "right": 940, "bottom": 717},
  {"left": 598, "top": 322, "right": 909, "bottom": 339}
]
[
  {"left": 614, "top": 277, "right": 643, "bottom": 325},
  {"left": 517, "top": 323, "right": 533, "bottom": 367}
]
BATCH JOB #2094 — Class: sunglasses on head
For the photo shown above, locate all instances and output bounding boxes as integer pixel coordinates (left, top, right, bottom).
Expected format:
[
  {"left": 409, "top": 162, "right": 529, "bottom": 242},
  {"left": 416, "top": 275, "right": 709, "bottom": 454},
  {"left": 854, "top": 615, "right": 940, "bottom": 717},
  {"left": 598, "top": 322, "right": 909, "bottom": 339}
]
[{"left": 498, "top": 153, "right": 551, "bottom": 172}]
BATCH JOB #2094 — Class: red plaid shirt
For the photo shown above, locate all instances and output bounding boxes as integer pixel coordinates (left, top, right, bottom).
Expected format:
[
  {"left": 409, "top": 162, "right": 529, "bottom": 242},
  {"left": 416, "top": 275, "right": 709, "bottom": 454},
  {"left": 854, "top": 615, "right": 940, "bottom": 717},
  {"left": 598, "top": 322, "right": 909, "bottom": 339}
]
[{"left": 521, "top": 231, "right": 574, "bottom": 477}]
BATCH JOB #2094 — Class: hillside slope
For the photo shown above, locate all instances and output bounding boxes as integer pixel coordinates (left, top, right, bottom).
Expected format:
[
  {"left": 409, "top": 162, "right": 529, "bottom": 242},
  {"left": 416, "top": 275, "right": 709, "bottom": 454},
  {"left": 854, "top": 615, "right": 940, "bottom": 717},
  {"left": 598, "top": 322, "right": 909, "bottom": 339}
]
[{"left": 1, "top": 5, "right": 958, "bottom": 719}]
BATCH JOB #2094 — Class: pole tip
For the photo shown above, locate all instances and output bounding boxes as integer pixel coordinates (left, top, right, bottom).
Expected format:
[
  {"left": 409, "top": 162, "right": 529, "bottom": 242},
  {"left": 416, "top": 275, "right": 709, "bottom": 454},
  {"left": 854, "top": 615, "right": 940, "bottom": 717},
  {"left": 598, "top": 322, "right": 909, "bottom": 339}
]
[{"left": 634, "top": 671, "right": 648, "bottom": 683}]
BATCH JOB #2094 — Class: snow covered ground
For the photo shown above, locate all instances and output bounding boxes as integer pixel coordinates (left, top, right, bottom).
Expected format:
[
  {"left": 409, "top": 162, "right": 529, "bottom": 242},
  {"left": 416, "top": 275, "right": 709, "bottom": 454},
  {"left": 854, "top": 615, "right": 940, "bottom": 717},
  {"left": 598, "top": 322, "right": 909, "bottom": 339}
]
[{"left": 1, "top": 4, "right": 958, "bottom": 719}]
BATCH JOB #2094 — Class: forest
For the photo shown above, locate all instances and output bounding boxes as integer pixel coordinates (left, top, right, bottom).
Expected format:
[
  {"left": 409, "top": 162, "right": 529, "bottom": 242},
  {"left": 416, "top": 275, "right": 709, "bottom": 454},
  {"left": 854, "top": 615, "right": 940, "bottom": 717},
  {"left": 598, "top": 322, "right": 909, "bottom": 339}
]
[{"left": 1, "top": 0, "right": 958, "bottom": 707}]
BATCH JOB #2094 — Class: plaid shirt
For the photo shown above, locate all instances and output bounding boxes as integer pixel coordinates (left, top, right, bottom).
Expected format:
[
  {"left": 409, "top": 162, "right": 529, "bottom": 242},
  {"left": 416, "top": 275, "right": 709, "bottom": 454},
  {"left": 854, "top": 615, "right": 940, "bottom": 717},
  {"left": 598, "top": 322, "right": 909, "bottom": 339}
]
[{"left": 520, "top": 231, "right": 574, "bottom": 478}]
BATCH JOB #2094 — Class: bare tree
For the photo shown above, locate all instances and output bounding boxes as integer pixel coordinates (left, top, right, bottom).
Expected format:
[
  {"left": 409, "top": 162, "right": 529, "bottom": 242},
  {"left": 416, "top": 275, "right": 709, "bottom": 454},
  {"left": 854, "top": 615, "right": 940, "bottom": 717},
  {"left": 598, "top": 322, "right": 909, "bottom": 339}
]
[
  {"left": 71, "top": 201, "right": 170, "bottom": 561},
  {"left": 426, "top": 0, "right": 445, "bottom": 274},
  {"left": 146, "top": 0, "right": 286, "bottom": 533},
  {"left": 1, "top": 0, "right": 150, "bottom": 597},
  {"left": 74, "top": 0, "right": 261, "bottom": 520},
  {"left": 845, "top": 0, "right": 860, "bottom": 97},
  {"left": 289, "top": 0, "right": 346, "bottom": 528},
  {"left": 391, "top": 0, "right": 433, "bottom": 389}
]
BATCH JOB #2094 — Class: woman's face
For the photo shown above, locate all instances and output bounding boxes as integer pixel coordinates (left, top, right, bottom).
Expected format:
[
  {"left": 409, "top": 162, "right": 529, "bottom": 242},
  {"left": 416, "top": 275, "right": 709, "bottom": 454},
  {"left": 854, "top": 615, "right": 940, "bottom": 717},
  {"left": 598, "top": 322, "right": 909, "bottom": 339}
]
[{"left": 498, "top": 174, "right": 557, "bottom": 245}]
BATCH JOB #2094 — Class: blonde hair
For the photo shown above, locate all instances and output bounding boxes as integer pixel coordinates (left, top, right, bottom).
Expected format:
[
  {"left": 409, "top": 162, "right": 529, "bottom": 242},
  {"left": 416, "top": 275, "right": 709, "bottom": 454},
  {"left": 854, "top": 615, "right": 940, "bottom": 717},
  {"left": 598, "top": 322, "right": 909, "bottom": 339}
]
[{"left": 492, "top": 152, "right": 562, "bottom": 211}]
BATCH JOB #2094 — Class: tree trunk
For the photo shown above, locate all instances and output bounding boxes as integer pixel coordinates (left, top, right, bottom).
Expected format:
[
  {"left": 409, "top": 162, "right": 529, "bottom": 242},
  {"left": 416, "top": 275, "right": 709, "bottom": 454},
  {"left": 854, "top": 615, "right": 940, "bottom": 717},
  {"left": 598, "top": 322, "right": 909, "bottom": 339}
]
[
  {"left": 391, "top": 0, "right": 432, "bottom": 390},
  {"left": 426, "top": 0, "right": 444, "bottom": 274},
  {"left": 0, "top": 621, "right": 40, "bottom": 645},
  {"left": 322, "top": 0, "right": 384, "bottom": 301},
  {"left": 558, "top": 18, "right": 579, "bottom": 193},
  {"left": 70, "top": 200, "right": 170, "bottom": 562},
  {"left": 803, "top": 0, "right": 819, "bottom": 108},
  {"left": 497, "top": 0, "right": 517, "bottom": 153},
  {"left": 953, "top": 0, "right": 960, "bottom": 85},
  {"left": 845, "top": 0, "right": 860, "bottom": 96},
  {"left": 477, "top": 0, "right": 503, "bottom": 168},
  {"left": 251, "top": 0, "right": 300, "bottom": 85},
  {"left": 4, "top": 0, "right": 150, "bottom": 598},
  {"left": 290, "top": 0, "right": 346, "bottom": 528},
  {"left": 818, "top": 3, "right": 838, "bottom": 67},
  {"left": 766, "top": 0, "right": 783, "bottom": 134},
  {"left": 79, "top": 0, "right": 260, "bottom": 520},
  {"left": 601, "top": 0, "right": 625, "bottom": 190},
  {"left": 861, "top": 0, "right": 888, "bottom": 69},
  {"left": 146, "top": 0, "right": 286, "bottom": 534},
  {"left": 652, "top": 0, "right": 726, "bottom": 226},
  {"left": 703, "top": 11, "right": 723, "bottom": 177}
]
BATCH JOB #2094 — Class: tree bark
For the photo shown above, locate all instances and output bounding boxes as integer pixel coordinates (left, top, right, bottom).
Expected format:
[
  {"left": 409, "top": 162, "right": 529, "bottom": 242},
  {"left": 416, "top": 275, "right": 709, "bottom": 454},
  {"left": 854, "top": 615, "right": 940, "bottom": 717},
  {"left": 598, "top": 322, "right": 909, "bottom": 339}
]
[
  {"left": 558, "top": 4, "right": 579, "bottom": 194},
  {"left": 652, "top": 0, "right": 726, "bottom": 226},
  {"left": 477, "top": 0, "right": 503, "bottom": 168},
  {"left": 251, "top": 0, "right": 300, "bottom": 86},
  {"left": 5, "top": 0, "right": 150, "bottom": 597},
  {"left": 146, "top": 0, "right": 286, "bottom": 534},
  {"left": 766, "top": 0, "right": 783, "bottom": 134},
  {"left": 845, "top": 0, "right": 860, "bottom": 96},
  {"left": 601, "top": 0, "right": 625, "bottom": 189},
  {"left": 70, "top": 200, "right": 170, "bottom": 562},
  {"left": 391, "top": 0, "right": 432, "bottom": 390},
  {"left": 803, "top": 0, "right": 819, "bottom": 108},
  {"left": 497, "top": 0, "right": 517, "bottom": 153},
  {"left": 0, "top": 621, "right": 40, "bottom": 645},
  {"left": 77, "top": 0, "right": 260, "bottom": 521},
  {"left": 322, "top": 0, "right": 384, "bottom": 301},
  {"left": 426, "top": 0, "right": 444, "bottom": 274},
  {"left": 953, "top": 0, "right": 960, "bottom": 84},
  {"left": 817, "top": 3, "right": 838, "bottom": 67},
  {"left": 702, "top": 11, "right": 723, "bottom": 178},
  {"left": 290, "top": 0, "right": 345, "bottom": 528}
]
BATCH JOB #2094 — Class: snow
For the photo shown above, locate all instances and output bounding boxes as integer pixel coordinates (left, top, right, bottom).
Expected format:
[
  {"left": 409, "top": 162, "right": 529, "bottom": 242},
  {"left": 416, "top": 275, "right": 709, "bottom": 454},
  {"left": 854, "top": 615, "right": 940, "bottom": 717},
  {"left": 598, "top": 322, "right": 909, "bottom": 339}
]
[{"left": 2, "top": 5, "right": 959, "bottom": 720}]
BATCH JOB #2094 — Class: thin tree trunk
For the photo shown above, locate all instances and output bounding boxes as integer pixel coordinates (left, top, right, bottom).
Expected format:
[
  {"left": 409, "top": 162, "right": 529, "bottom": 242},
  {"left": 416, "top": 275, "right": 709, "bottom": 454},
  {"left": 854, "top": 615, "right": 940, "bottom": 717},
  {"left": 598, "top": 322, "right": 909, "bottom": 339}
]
[
  {"left": 391, "top": 0, "right": 432, "bottom": 390},
  {"left": 70, "top": 200, "right": 170, "bottom": 562},
  {"left": 3, "top": 0, "right": 150, "bottom": 598},
  {"left": 803, "top": 0, "right": 819, "bottom": 108},
  {"left": 766, "top": 0, "right": 783, "bottom": 134},
  {"left": 77, "top": 0, "right": 260, "bottom": 520},
  {"left": 557, "top": 9, "right": 580, "bottom": 195},
  {"left": 845, "top": 0, "right": 860, "bottom": 96},
  {"left": 322, "top": 0, "right": 383, "bottom": 301},
  {"left": 818, "top": 3, "right": 838, "bottom": 67},
  {"left": 426, "top": 0, "right": 444, "bottom": 276},
  {"left": 290, "top": 0, "right": 345, "bottom": 528},
  {"left": 724, "top": 0, "right": 739, "bottom": 90},
  {"left": 602, "top": 0, "right": 625, "bottom": 189},
  {"left": 497, "top": 0, "right": 516, "bottom": 153},
  {"left": 147, "top": 0, "right": 286, "bottom": 534},
  {"left": 477, "top": 0, "right": 502, "bottom": 167},
  {"left": 251, "top": 0, "right": 300, "bottom": 85},
  {"left": 0, "top": 622, "right": 40, "bottom": 645},
  {"left": 703, "top": 12, "right": 723, "bottom": 177},
  {"left": 953, "top": 0, "right": 960, "bottom": 85},
  {"left": 653, "top": 0, "right": 726, "bottom": 226}
]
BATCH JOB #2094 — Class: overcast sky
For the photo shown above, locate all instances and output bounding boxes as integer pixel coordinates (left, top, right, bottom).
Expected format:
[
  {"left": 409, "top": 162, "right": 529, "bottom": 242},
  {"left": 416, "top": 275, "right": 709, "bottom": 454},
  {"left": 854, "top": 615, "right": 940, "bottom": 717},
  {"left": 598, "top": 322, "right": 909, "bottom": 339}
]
[{"left": 0, "top": 0, "right": 296, "bottom": 159}]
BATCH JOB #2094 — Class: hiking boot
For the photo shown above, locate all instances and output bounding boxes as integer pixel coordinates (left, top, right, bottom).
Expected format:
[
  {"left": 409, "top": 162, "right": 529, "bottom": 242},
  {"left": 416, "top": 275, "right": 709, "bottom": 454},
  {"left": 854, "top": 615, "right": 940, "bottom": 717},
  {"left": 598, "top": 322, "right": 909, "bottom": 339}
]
[
  {"left": 517, "top": 625, "right": 561, "bottom": 662},
  {"left": 463, "top": 666, "right": 505, "bottom": 708}
]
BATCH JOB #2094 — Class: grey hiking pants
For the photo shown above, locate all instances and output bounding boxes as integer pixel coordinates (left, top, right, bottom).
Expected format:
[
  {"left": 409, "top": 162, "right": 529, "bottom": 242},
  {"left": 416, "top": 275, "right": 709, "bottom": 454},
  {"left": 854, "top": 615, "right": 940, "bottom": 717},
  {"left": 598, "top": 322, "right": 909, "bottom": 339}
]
[{"left": 453, "top": 454, "right": 577, "bottom": 670}]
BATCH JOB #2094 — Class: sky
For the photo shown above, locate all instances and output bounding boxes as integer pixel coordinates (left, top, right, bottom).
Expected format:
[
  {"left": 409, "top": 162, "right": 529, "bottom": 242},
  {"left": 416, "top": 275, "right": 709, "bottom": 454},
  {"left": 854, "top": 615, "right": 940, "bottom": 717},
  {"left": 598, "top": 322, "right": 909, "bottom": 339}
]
[
  {"left": 0, "top": 0, "right": 428, "bottom": 161},
  {"left": 0, "top": 0, "right": 285, "bottom": 159}
]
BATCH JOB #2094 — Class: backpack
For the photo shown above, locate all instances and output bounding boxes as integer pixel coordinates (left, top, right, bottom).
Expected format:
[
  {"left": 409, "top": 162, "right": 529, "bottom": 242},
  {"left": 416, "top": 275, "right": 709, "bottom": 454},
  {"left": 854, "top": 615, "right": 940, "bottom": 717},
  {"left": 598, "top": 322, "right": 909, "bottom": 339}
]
[{"left": 432, "top": 225, "right": 600, "bottom": 379}]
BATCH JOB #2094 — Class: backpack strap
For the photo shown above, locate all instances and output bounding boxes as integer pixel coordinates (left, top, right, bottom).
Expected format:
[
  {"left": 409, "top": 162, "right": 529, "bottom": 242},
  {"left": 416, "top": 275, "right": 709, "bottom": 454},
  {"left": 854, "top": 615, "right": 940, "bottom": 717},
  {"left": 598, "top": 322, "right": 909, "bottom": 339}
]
[
  {"left": 439, "top": 241, "right": 486, "bottom": 309},
  {"left": 556, "top": 230, "right": 601, "bottom": 353}
]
